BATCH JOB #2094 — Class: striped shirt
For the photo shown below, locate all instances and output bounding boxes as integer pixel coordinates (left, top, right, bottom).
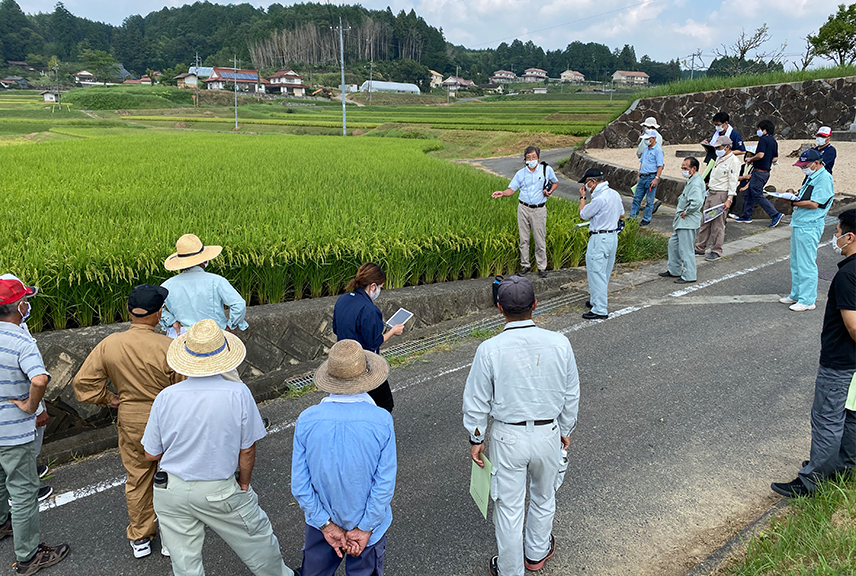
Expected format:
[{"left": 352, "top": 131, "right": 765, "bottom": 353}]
[{"left": 0, "top": 321, "right": 49, "bottom": 445}]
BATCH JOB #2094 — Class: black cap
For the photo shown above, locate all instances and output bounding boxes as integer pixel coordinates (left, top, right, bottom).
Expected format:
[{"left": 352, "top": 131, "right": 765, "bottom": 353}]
[
  {"left": 497, "top": 275, "right": 535, "bottom": 313},
  {"left": 578, "top": 168, "right": 604, "bottom": 183},
  {"left": 127, "top": 284, "right": 168, "bottom": 317}
]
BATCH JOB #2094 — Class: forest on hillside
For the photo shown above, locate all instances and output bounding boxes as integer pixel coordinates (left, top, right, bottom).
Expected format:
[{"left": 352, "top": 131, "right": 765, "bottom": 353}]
[{"left": 0, "top": 0, "right": 682, "bottom": 84}]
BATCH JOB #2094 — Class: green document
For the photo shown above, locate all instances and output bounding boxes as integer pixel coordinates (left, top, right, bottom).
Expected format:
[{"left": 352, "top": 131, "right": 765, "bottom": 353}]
[
  {"left": 470, "top": 455, "right": 493, "bottom": 519},
  {"left": 630, "top": 183, "right": 637, "bottom": 194},
  {"left": 845, "top": 373, "right": 856, "bottom": 412}
]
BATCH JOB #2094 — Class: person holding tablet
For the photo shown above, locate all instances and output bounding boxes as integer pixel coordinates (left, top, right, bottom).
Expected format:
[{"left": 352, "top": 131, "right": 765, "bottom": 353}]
[{"left": 332, "top": 263, "right": 404, "bottom": 413}]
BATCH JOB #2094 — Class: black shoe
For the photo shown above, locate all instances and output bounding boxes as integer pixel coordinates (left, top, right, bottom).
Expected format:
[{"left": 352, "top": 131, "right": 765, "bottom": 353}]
[
  {"left": 262, "top": 417, "right": 271, "bottom": 430},
  {"left": 518, "top": 266, "right": 531, "bottom": 275},
  {"left": 694, "top": 250, "right": 705, "bottom": 256},
  {"left": 705, "top": 252, "right": 721, "bottom": 261},
  {"left": 801, "top": 460, "right": 810, "bottom": 468},
  {"left": 771, "top": 478, "right": 812, "bottom": 498},
  {"left": 582, "top": 311, "right": 608, "bottom": 320},
  {"left": 14, "top": 542, "right": 70, "bottom": 575},
  {"left": 639, "top": 220, "right": 650, "bottom": 227},
  {"left": 488, "top": 555, "right": 499, "bottom": 576},
  {"left": 659, "top": 271, "right": 679, "bottom": 278},
  {"left": 674, "top": 278, "right": 696, "bottom": 284},
  {"left": 538, "top": 270, "right": 548, "bottom": 279},
  {"left": 0, "top": 514, "right": 11, "bottom": 541},
  {"left": 525, "top": 534, "right": 556, "bottom": 571},
  {"left": 584, "top": 300, "right": 593, "bottom": 309},
  {"left": 651, "top": 200, "right": 662, "bottom": 214},
  {"left": 37, "top": 486, "right": 52, "bottom": 503},
  {"left": 37, "top": 465, "right": 48, "bottom": 479}
]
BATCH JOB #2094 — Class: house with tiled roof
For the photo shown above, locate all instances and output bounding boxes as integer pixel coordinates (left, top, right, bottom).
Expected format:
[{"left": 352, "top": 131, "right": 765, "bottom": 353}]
[
  {"left": 205, "top": 67, "right": 260, "bottom": 92},
  {"left": 560, "top": 70, "right": 585, "bottom": 83},
  {"left": 612, "top": 70, "right": 649, "bottom": 85},
  {"left": 265, "top": 70, "right": 307, "bottom": 97},
  {"left": 521, "top": 68, "right": 547, "bottom": 82}
]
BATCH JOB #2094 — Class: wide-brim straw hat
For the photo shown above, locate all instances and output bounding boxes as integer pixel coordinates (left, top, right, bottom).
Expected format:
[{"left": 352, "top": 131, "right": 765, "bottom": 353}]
[
  {"left": 164, "top": 234, "right": 223, "bottom": 271},
  {"left": 314, "top": 340, "right": 389, "bottom": 395},
  {"left": 167, "top": 318, "right": 246, "bottom": 377}
]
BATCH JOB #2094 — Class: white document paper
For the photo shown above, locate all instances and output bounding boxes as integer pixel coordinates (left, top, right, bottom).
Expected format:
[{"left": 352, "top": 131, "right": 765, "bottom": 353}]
[
  {"left": 703, "top": 203, "right": 726, "bottom": 224},
  {"left": 766, "top": 191, "right": 801, "bottom": 202},
  {"left": 385, "top": 308, "right": 414, "bottom": 327},
  {"left": 573, "top": 221, "right": 591, "bottom": 230}
]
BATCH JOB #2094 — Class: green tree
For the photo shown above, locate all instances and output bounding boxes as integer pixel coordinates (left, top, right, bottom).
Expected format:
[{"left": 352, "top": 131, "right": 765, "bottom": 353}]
[
  {"left": 808, "top": 3, "right": 856, "bottom": 66},
  {"left": 80, "top": 48, "right": 117, "bottom": 82}
]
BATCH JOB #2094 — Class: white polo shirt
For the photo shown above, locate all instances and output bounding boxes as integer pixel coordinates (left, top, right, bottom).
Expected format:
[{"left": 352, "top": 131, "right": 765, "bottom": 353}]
[{"left": 142, "top": 374, "right": 266, "bottom": 481}]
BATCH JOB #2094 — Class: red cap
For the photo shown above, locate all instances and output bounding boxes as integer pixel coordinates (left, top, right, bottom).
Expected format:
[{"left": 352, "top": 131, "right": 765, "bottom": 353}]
[{"left": 0, "top": 279, "right": 34, "bottom": 305}]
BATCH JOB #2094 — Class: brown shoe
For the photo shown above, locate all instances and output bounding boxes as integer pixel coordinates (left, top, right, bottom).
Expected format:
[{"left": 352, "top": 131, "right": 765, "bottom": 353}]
[
  {"left": 14, "top": 543, "right": 70, "bottom": 575},
  {"left": 0, "top": 514, "right": 11, "bottom": 541}
]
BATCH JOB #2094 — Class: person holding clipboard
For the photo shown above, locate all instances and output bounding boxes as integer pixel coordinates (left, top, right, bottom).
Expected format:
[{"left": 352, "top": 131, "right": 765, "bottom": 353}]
[{"left": 332, "top": 263, "right": 405, "bottom": 413}]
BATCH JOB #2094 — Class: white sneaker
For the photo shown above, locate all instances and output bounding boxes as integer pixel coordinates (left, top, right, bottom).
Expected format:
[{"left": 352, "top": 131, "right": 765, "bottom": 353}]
[
  {"left": 131, "top": 537, "right": 152, "bottom": 559},
  {"left": 779, "top": 297, "right": 797, "bottom": 304},
  {"left": 728, "top": 213, "right": 739, "bottom": 219},
  {"left": 789, "top": 303, "right": 816, "bottom": 311},
  {"left": 161, "top": 542, "right": 170, "bottom": 557}
]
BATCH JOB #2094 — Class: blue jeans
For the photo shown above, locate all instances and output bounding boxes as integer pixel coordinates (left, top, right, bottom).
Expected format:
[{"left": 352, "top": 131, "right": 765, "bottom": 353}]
[
  {"left": 300, "top": 524, "right": 386, "bottom": 576},
  {"left": 740, "top": 171, "right": 779, "bottom": 220},
  {"left": 631, "top": 174, "right": 657, "bottom": 222}
]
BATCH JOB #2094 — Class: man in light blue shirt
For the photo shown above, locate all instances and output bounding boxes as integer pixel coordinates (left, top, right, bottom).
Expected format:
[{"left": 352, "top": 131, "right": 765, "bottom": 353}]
[
  {"left": 160, "top": 233, "right": 248, "bottom": 336},
  {"left": 292, "top": 340, "right": 396, "bottom": 576},
  {"left": 781, "top": 149, "right": 836, "bottom": 311},
  {"left": 463, "top": 276, "right": 579, "bottom": 576},
  {"left": 631, "top": 130, "right": 664, "bottom": 225},
  {"left": 578, "top": 168, "right": 625, "bottom": 320},
  {"left": 493, "top": 146, "right": 559, "bottom": 278}
]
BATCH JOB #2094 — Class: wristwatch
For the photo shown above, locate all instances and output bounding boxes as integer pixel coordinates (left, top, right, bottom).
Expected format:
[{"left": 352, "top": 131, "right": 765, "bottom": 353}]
[
  {"left": 469, "top": 438, "right": 484, "bottom": 446},
  {"left": 320, "top": 519, "right": 332, "bottom": 531}
]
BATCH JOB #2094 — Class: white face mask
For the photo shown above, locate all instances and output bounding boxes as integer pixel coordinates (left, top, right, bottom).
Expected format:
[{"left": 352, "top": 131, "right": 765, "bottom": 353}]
[
  {"left": 681, "top": 170, "right": 691, "bottom": 178},
  {"left": 816, "top": 136, "right": 827, "bottom": 146},
  {"left": 369, "top": 285, "right": 381, "bottom": 301},
  {"left": 715, "top": 125, "right": 724, "bottom": 133},
  {"left": 756, "top": 129, "right": 764, "bottom": 137},
  {"left": 715, "top": 149, "right": 726, "bottom": 158},
  {"left": 525, "top": 159, "right": 538, "bottom": 169},
  {"left": 801, "top": 166, "right": 815, "bottom": 176},
  {"left": 18, "top": 301, "right": 31, "bottom": 323},
  {"left": 832, "top": 233, "right": 851, "bottom": 256}
]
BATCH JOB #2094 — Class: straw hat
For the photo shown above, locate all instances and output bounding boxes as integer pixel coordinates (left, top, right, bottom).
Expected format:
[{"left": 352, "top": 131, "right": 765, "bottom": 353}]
[
  {"left": 164, "top": 234, "right": 223, "bottom": 271},
  {"left": 314, "top": 340, "right": 389, "bottom": 395},
  {"left": 167, "top": 319, "right": 246, "bottom": 377}
]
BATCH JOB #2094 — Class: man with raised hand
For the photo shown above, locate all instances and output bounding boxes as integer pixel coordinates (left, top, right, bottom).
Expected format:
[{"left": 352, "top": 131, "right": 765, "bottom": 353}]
[
  {"left": 74, "top": 284, "right": 184, "bottom": 559},
  {"left": 630, "top": 129, "right": 664, "bottom": 226},
  {"left": 292, "top": 339, "right": 396, "bottom": 576},
  {"left": 0, "top": 278, "right": 69, "bottom": 575},
  {"left": 463, "top": 276, "right": 579, "bottom": 576},
  {"left": 772, "top": 209, "right": 856, "bottom": 497}
]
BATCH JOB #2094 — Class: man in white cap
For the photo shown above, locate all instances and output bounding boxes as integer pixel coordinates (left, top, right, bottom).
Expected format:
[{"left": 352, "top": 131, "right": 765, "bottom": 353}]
[
  {"left": 291, "top": 339, "right": 396, "bottom": 576},
  {"left": 160, "top": 234, "right": 248, "bottom": 337},
  {"left": 74, "top": 285, "right": 184, "bottom": 558},
  {"left": 811, "top": 126, "right": 836, "bottom": 175},
  {"left": 0, "top": 278, "right": 70, "bottom": 575},
  {"left": 463, "top": 275, "right": 579, "bottom": 576},
  {"left": 636, "top": 116, "right": 662, "bottom": 158},
  {"left": 142, "top": 319, "right": 293, "bottom": 576},
  {"left": 630, "top": 129, "right": 664, "bottom": 226}
]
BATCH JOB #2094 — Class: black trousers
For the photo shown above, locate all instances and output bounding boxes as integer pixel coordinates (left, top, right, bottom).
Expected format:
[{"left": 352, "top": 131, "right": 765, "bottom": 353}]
[{"left": 368, "top": 380, "right": 394, "bottom": 413}]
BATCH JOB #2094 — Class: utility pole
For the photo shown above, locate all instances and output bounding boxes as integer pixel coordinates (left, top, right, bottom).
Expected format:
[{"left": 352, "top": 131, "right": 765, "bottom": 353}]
[
  {"left": 233, "top": 55, "right": 238, "bottom": 130},
  {"left": 53, "top": 61, "right": 60, "bottom": 106},
  {"left": 334, "top": 17, "right": 350, "bottom": 136},
  {"left": 368, "top": 36, "right": 374, "bottom": 106},
  {"left": 194, "top": 52, "right": 200, "bottom": 107}
]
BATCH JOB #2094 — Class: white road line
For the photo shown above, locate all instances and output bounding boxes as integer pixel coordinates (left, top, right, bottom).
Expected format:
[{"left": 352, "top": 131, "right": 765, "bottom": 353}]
[{"left": 40, "top": 247, "right": 805, "bottom": 512}]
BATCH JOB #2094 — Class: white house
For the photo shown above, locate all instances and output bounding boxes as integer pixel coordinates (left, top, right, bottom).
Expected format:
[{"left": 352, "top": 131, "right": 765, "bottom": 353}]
[
  {"left": 490, "top": 70, "right": 516, "bottom": 83},
  {"left": 429, "top": 70, "right": 444, "bottom": 88},
  {"left": 205, "top": 67, "right": 260, "bottom": 92},
  {"left": 358, "top": 80, "right": 420, "bottom": 95},
  {"left": 442, "top": 76, "right": 475, "bottom": 92},
  {"left": 612, "top": 70, "right": 649, "bottom": 85},
  {"left": 174, "top": 72, "right": 198, "bottom": 89},
  {"left": 266, "top": 70, "right": 307, "bottom": 97},
  {"left": 41, "top": 90, "right": 60, "bottom": 103},
  {"left": 73, "top": 70, "right": 95, "bottom": 84},
  {"left": 560, "top": 69, "right": 585, "bottom": 83},
  {"left": 521, "top": 68, "right": 547, "bottom": 82}
]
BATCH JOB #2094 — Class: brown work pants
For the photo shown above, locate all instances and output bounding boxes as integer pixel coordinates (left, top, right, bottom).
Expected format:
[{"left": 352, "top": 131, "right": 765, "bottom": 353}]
[
  {"left": 118, "top": 406, "right": 158, "bottom": 541},
  {"left": 517, "top": 203, "right": 547, "bottom": 271},
  {"left": 694, "top": 190, "right": 728, "bottom": 256}
]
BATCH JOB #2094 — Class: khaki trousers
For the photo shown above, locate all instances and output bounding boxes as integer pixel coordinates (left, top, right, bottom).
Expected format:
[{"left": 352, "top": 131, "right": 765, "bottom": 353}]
[
  {"left": 118, "top": 406, "right": 158, "bottom": 541},
  {"left": 517, "top": 203, "right": 547, "bottom": 271},
  {"left": 694, "top": 190, "right": 728, "bottom": 256}
]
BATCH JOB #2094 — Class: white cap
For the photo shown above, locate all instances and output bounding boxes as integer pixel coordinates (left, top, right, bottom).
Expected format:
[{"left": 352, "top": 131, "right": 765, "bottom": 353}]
[
  {"left": 640, "top": 116, "right": 660, "bottom": 129},
  {"left": 816, "top": 126, "right": 831, "bottom": 137},
  {"left": 640, "top": 129, "right": 658, "bottom": 140}
]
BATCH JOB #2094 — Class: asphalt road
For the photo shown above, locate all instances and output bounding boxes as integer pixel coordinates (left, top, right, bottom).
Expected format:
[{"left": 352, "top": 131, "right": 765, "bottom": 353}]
[{"left": 11, "top": 218, "right": 845, "bottom": 576}]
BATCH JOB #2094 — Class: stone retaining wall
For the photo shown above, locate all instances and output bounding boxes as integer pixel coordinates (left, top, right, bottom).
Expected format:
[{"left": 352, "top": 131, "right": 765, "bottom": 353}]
[{"left": 587, "top": 77, "right": 856, "bottom": 149}]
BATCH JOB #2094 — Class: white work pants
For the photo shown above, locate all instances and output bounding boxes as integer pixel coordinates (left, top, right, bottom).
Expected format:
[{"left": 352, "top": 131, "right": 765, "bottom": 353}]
[{"left": 490, "top": 420, "right": 561, "bottom": 576}]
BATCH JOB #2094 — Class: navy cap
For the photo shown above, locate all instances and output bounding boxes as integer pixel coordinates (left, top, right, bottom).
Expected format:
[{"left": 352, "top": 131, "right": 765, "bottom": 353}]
[
  {"left": 578, "top": 167, "right": 604, "bottom": 183},
  {"left": 497, "top": 275, "right": 535, "bottom": 313},
  {"left": 794, "top": 148, "right": 823, "bottom": 166},
  {"left": 127, "top": 284, "right": 168, "bottom": 317}
]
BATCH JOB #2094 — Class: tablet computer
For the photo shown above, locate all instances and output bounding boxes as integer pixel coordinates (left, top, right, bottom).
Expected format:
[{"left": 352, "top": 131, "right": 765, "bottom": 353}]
[{"left": 386, "top": 308, "right": 414, "bottom": 327}]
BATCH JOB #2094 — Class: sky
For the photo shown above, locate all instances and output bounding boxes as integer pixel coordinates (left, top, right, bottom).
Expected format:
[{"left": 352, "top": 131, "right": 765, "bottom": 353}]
[{"left": 18, "top": 0, "right": 846, "bottom": 68}]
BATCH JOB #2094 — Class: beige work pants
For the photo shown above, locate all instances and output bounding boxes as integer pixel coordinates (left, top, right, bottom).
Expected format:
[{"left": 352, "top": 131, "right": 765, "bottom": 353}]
[
  {"left": 517, "top": 203, "right": 547, "bottom": 271},
  {"left": 118, "top": 405, "right": 158, "bottom": 541},
  {"left": 695, "top": 190, "right": 728, "bottom": 256}
]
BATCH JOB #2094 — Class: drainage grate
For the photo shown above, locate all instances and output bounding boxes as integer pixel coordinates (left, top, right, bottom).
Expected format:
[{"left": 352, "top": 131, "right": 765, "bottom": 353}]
[{"left": 281, "top": 288, "right": 588, "bottom": 390}]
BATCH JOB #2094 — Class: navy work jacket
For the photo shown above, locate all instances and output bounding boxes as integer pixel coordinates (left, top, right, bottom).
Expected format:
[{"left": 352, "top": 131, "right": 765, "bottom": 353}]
[{"left": 332, "top": 288, "right": 384, "bottom": 353}]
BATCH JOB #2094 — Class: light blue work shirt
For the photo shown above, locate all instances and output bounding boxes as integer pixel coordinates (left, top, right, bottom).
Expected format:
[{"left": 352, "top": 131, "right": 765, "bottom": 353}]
[
  {"left": 636, "top": 130, "right": 663, "bottom": 158},
  {"left": 0, "top": 321, "right": 48, "bottom": 446},
  {"left": 673, "top": 173, "right": 705, "bottom": 230},
  {"left": 639, "top": 144, "right": 664, "bottom": 174},
  {"left": 508, "top": 164, "right": 558, "bottom": 206},
  {"left": 791, "top": 168, "right": 834, "bottom": 229},
  {"left": 160, "top": 266, "right": 248, "bottom": 331},
  {"left": 463, "top": 320, "right": 580, "bottom": 442},
  {"left": 580, "top": 181, "right": 625, "bottom": 232},
  {"left": 291, "top": 396, "right": 396, "bottom": 546},
  {"left": 142, "top": 375, "right": 266, "bottom": 482}
]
